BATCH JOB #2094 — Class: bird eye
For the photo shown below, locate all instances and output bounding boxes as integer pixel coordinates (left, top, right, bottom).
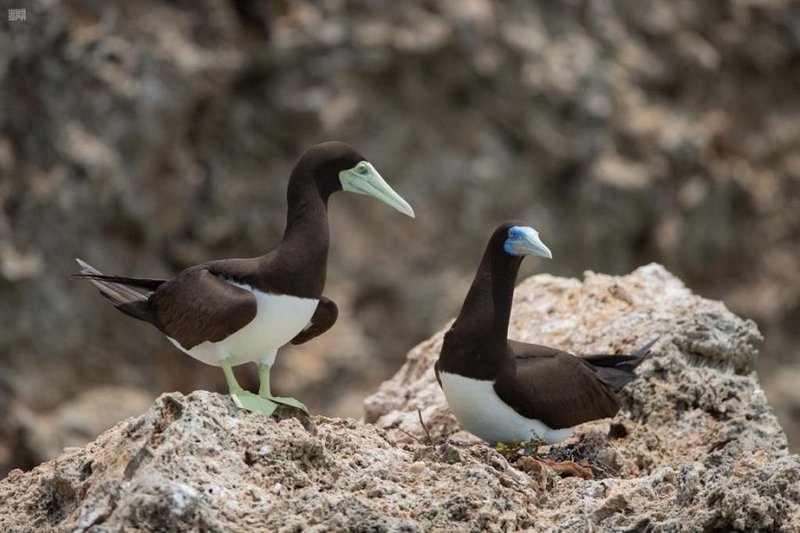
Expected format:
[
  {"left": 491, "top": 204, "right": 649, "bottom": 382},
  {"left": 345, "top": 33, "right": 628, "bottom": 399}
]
[{"left": 357, "top": 162, "right": 368, "bottom": 175}]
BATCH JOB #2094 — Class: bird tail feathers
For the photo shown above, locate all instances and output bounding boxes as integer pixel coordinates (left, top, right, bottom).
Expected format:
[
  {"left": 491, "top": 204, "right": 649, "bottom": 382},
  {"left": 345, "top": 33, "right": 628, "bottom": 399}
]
[
  {"left": 72, "top": 259, "right": 166, "bottom": 290},
  {"left": 72, "top": 258, "right": 161, "bottom": 325},
  {"left": 585, "top": 336, "right": 660, "bottom": 392}
]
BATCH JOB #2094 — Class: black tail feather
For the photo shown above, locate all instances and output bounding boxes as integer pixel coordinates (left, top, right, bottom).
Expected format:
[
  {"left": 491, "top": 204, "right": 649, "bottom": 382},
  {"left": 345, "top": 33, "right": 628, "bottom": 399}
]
[
  {"left": 585, "top": 336, "right": 660, "bottom": 392},
  {"left": 71, "top": 259, "right": 166, "bottom": 291},
  {"left": 72, "top": 258, "right": 161, "bottom": 325}
]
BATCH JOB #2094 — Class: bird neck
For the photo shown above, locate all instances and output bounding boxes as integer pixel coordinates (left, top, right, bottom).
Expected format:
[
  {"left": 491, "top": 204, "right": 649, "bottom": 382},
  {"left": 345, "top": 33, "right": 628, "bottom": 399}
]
[
  {"left": 452, "top": 246, "right": 522, "bottom": 348},
  {"left": 283, "top": 195, "right": 329, "bottom": 245},
  {"left": 275, "top": 169, "right": 331, "bottom": 295}
]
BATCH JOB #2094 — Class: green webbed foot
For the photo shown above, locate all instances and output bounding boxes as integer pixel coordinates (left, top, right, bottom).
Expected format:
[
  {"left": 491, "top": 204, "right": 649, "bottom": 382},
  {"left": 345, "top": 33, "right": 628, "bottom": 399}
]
[
  {"left": 230, "top": 390, "right": 280, "bottom": 417},
  {"left": 262, "top": 394, "right": 308, "bottom": 414}
]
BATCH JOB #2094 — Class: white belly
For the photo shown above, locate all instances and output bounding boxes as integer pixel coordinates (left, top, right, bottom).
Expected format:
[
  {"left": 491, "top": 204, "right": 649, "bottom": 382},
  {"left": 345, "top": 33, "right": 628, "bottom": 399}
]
[
  {"left": 439, "top": 372, "right": 574, "bottom": 445},
  {"left": 168, "top": 282, "right": 318, "bottom": 367}
]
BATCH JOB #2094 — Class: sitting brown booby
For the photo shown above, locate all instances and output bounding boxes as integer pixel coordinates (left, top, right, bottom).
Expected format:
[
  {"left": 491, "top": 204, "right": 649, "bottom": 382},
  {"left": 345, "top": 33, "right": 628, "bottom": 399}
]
[
  {"left": 74, "top": 141, "right": 414, "bottom": 416},
  {"left": 435, "top": 222, "right": 655, "bottom": 444}
]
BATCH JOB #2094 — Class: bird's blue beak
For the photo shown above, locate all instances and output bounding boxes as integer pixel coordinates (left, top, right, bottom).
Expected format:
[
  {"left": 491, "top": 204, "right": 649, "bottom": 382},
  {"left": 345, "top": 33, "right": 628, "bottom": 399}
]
[
  {"left": 504, "top": 226, "right": 552, "bottom": 258},
  {"left": 339, "top": 161, "right": 415, "bottom": 218}
]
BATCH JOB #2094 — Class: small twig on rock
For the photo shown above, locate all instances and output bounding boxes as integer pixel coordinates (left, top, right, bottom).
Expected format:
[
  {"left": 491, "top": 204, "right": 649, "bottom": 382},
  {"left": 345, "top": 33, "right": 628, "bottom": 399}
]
[
  {"left": 387, "top": 410, "right": 435, "bottom": 447},
  {"left": 417, "top": 409, "right": 434, "bottom": 446},
  {"left": 390, "top": 422, "right": 423, "bottom": 444}
]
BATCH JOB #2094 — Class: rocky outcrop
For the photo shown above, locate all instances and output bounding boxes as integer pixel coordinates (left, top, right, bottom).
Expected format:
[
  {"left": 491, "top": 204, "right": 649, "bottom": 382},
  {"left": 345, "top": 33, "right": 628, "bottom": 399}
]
[
  {"left": 10, "top": 387, "right": 155, "bottom": 471},
  {"left": 2, "top": 0, "right": 800, "bottom": 477},
  {"left": 365, "top": 263, "right": 765, "bottom": 440},
  {"left": 1, "top": 265, "right": 798, "bottom": 531}
]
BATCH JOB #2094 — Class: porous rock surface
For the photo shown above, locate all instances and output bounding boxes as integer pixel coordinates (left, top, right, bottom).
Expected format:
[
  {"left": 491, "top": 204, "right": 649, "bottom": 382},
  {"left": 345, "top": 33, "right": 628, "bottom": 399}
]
[
  {"left": 1, "top": 265, "right": 798, "bottom": 531},
  {"left": 3, "top": 0, "right": 800, "bottom": 476}
]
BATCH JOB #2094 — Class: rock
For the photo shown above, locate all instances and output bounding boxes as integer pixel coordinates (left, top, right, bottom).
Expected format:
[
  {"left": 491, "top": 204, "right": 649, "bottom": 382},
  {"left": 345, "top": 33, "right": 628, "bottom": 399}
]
[
  {"left": 1, "top": 265, "right": 798, "bottom": 531},
  {"left": 12, "top": 386, "right": 156, "bottom": 469},
  {"left": 3, "top": 0, "right": 800, "bottom": 477},
  {"left": 0, "top": 391, "right": 542, "bottom": 532},
  {"left": 764, "top": 366, "right": 800, "bottom": 450}
]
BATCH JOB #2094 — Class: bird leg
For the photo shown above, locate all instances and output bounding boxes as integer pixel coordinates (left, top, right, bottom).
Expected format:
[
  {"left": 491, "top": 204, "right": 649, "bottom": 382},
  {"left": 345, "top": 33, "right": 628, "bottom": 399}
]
[
  {"left": 221, "top": 359, "right": 278, "bottom": 417},
  {"left": 256, "top": 361, "right": 309, "bottom": 414},
  {"left": 258, "top": 362, "right": 272, "bottom": 397}
]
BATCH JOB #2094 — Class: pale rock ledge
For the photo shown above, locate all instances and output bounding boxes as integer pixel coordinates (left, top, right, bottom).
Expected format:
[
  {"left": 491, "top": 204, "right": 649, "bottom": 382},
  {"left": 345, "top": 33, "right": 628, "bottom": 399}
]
[{"left": 1, "top": 264, "right": 798, "bottom": 531}]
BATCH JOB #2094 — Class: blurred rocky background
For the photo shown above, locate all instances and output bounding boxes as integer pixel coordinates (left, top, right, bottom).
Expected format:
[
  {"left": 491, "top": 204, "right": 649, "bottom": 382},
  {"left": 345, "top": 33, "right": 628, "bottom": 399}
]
[{"left": 1, "top": 0, "right": 798, "bottom": 475}]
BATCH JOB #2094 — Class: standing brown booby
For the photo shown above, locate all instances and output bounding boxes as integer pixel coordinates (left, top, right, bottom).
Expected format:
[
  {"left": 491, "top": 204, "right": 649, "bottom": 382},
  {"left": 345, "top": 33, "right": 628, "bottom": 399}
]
[
  {"left": 435, "top": 222, "right": 655, "bottom": 444},
  {"left": 74, "top": 142, "right": 414, "bottom": 416}
]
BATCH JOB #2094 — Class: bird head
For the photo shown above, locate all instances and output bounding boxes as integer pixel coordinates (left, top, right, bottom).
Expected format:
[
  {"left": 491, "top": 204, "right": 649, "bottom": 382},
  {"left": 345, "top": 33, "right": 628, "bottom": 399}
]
[
  {"left": 501, "top": 223, "right": 552, "bottom": 259},
  {"left": 296, "top": 141, "right": 415, "bottom": 218}
]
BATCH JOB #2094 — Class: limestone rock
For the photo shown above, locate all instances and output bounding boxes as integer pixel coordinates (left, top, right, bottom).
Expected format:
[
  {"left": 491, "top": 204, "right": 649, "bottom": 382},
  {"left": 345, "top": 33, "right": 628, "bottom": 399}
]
[
  {"left": 1, "top": 265, "right": 798, "bottom": 531},
  {"left": 13, "top": 386, "right": 156, "bottom": 470},
  {"left": 3, "top": 0, "right": 800, "bottom": 477},
  {"left": 0, "top": 392, "right": 543, "bottom": 532}
]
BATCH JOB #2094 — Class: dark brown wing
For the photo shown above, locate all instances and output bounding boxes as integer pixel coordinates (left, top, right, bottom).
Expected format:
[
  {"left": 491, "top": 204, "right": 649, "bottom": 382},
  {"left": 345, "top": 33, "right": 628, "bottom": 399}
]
[
  {"left": 510, "top": 338, "right": 655, "bottom": 392},
  {"left": 291, "top": 297, "right": 338, "bottom": 344},
  {"left": 508, "top": 340, "right": 572, "bottom": 359},
  {"left": 494, "top": 341, "right": 621, "bottom": 429},
  {"left": 149, "top": 267, "right": 257, "bottom": 350}
]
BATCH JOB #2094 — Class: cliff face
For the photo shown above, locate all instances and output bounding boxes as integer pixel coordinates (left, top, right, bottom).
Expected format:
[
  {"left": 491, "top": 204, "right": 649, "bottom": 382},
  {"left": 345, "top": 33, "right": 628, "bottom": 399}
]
[{"left": 1, "top": 265, "right": 798, "bottom": 532}]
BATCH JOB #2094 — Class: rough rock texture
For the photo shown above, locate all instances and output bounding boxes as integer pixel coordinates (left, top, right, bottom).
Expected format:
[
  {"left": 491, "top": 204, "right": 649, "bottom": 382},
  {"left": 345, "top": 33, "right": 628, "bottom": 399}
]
[
  {"left": 1, "top": 265, "right": 798, "bottom": 531},
  {"left": 3, "top": 0, "right": 800, "bottom": 475},
  {"left": 10, "top": 386, "right": 155, "bottom": 471}
]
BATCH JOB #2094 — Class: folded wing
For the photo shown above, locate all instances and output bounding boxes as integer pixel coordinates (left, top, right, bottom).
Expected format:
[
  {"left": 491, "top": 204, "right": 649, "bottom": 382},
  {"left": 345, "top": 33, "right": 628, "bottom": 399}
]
[
  {"left": 494, "top": 342, "right": 621, "bottom": 429},
  {"left": 291, "top": 296, "right": 338, "bottom": 344},
  {"left": 149, "top": 267, "right": 257, "bottom": 350}
]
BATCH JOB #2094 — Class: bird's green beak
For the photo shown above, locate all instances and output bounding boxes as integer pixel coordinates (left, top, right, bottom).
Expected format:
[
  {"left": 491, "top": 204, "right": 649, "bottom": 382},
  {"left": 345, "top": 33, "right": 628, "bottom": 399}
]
[{"left": 339, "top": 161, "right": 415, "bottom": 218}]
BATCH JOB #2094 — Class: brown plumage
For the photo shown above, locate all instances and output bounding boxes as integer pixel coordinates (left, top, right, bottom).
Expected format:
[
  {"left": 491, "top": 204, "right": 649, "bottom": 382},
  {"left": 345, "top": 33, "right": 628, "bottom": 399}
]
[
  {"left": 73, "top": 141, "right": 415, "bottom": 416},
  {"left": 495, "top": 340, "right": 656, "bottom": 429},
  {"left": 72, "top": 142, "right": 372, "bottom": 352},
  {"left": 435, "top": 222, "right": 657, "bottom": 443}
]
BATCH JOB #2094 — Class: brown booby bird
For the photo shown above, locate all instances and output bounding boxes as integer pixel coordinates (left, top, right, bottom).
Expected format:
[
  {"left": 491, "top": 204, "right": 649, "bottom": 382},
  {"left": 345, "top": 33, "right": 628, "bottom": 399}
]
[
  {"left": 74, "top": 141, "right": 414, "bottom": 416},
  {"left": 435, "top": 222, "right": 655, "bottom": 444}
]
